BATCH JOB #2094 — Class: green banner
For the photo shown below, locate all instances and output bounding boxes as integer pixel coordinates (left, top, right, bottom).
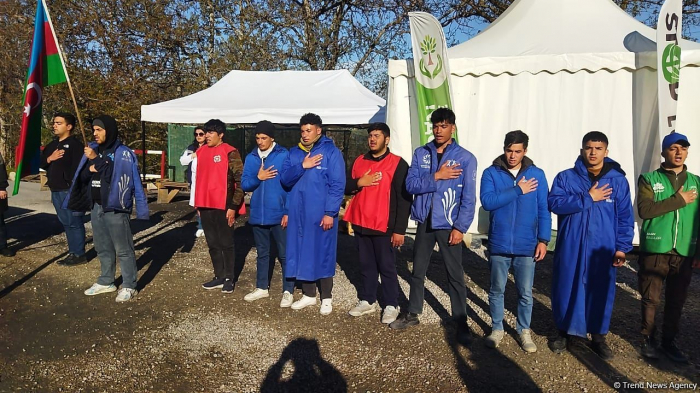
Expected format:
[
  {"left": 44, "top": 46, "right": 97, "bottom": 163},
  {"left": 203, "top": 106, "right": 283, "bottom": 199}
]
[{"left": 409, "top": 12, "right": 456, "bottom": 145}]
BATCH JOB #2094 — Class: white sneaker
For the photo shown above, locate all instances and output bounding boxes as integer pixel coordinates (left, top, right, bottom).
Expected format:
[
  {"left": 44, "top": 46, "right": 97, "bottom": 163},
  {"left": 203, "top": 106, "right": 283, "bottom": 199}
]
[
  {"left": 244, "top": 288, "right": 269, "bottom": 302},
  {"left": 84, "top": 283, "right": 117, "bottom": 296},
  {"left": 485, "top": 329, "right": 505, "bottom": 348},
  {"left": 115, "top": 288, "right": 138, "bottom": 302},
  {"left": 280, "top": 291, "right": 294, "bottom": 308},
  {"left": 348, "top": 300, "right": 378, "bottom": 317},
  {"left": 291, "top": 295, "right": 317, "bottom": 310},
  {"left": 382, "top": 306, "right": 399, "bottom": 324},
  {"left": 320, "top": 298, "right": 333, "bottom": 315},
  {"left": 195, "top": 229, "right": 204, "bottom": 238},
  {"left": 519, "top": 329, "right": 538, "bottom": 353}
]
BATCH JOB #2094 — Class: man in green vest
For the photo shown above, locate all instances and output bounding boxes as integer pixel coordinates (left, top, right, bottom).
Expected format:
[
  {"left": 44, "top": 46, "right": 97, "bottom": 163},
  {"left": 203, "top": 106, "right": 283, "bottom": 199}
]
[{"left": 637, "top": 132, "right": 700, "bottom": 363}]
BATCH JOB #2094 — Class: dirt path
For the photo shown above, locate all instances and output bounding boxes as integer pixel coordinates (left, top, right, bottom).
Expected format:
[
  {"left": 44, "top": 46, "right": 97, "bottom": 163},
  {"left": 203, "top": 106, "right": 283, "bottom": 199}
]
[{"left": 1, "top": 197, "right": 699, "bottom": 392}]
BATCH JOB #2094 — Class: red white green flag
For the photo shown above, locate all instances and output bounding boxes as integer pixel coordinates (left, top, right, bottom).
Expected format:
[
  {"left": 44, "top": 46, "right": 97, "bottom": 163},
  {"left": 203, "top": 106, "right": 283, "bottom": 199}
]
[{"left": 14, "top": 0, "right": 68, "bottom": 195}]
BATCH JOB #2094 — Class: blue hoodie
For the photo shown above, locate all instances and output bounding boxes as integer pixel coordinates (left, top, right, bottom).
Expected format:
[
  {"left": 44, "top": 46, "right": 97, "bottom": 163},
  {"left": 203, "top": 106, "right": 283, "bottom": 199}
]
[
  {"left": 405, "top": 139, "right": 477, "bottom": 232},
  {"left": 64, "top": 140, "right": 149, "bottom": 220},
  {"left": 480, "top": 155, "right": 551, "bottom": 256},
  {"left": 241, "top": 143, "right": 289, "bottom": 225}
]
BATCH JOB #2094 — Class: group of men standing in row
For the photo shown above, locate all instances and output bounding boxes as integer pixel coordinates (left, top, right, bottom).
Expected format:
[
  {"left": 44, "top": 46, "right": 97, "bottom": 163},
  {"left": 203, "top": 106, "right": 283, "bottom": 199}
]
[{"left": 42, "top": 108, "right": 698, "bottom": 363}]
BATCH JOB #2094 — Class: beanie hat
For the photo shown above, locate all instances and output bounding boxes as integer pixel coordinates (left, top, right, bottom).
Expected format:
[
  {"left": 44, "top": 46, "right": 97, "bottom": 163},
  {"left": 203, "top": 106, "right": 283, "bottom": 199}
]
[{"left": 254, "top": 120, "right": 275, "bottom": 139}]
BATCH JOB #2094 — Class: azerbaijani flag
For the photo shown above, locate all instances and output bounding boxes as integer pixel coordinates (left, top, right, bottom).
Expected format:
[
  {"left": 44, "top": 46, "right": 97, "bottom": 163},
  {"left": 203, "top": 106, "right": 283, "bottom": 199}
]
[{"left": 14, "top": 0, "right": 68, "bottom": 195}]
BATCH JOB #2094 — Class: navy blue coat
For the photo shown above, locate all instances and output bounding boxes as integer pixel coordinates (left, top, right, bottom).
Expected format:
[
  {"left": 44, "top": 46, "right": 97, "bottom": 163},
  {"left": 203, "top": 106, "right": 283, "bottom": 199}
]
[
  {"left": 280, "top": 136, "right": 345, "bottom": 281},
  {"left": 241, "top": 143, "right": 289, "bottom": 226},
  {"left": 480, "top": 156, "right": 551, "bottom": 256},
  {"left": 548, "top": 157, "right": 634, "bottom": 337}
]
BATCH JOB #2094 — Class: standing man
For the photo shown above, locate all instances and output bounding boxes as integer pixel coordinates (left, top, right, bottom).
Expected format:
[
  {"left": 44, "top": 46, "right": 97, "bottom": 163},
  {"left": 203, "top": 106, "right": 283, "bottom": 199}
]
[
  {"left": 344, "top": 122, "right": 411, "bottom": 324},
  {"left": 547, "top": 131, "right": 634, "bottom": 359},
  {"left": 389, "top": 108, "right": 477, "bottom": 347},
  {"left": 41, "top": 112, "right": 86, "bottom": 265},
  {"left": 180, "top": 126, "right": 206, "bottom": 238},
  {"left": 636, "top": 132, "right": 700, "bottom": 363},
  {"left": 241, "top": 120, "right": 294, "bottom": 307},
  {"left": 281, "top": 113, "right": 345, "bottom": 315},
  {"left": 481, "top": 130, "right": 550, "bottom": 353},
  {"left": 195, "top": 119, "right": 244, "bottom": 294},
  {"left": 64, "top": 115, "right": 149, "bottom": 302}
]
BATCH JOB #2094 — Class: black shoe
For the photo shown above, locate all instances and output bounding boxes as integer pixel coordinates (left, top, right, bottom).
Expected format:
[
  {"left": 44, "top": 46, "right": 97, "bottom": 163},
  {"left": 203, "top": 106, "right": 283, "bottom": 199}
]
[
  {"left": 221, "top": 279, "right": 234, "bottom": 294},
  {"left": 455, "top": 323, "right": 473, "bottom": 347},
  {"left": 548, "top": 332, "right": 568, "bottom": 354},
  {"left": 202, "top": 277, "right": 225, "bottom": 290},
  {"left": 661, "top": 340, "right": 689, "bottom": 363},
  {"left": 60, "top": 254, "right": 88, "bottom": 266},
  {"left": 640, "top": 336, "right": 659, "bottom": 359},
  {"left": 591, "top": 340, "right": 614, "bottom": 360},
  {"left": 0, "top": 248, "right": 15, "bottom": 257},
  {"left": 389, "top": 312, "right": 420, "bottom": 330}
]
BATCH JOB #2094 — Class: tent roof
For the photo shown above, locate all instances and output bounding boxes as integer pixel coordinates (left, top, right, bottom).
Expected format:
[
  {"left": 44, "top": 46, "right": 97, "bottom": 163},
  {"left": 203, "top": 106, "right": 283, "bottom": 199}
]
[
  {"left": 448, "top": 0, "right": 700, "bottom": 58},
  {"left": 440, "top": 0, "right": 700, "bottom": 75},
  {"left": 140, "top": 70, "right": 386, "bottom": 124}
]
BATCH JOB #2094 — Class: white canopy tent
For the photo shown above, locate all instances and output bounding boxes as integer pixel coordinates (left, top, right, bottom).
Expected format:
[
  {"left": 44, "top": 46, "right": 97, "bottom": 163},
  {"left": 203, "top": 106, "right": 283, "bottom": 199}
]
[
  {"left": 387, "top": 0, "right": 700, "bottom": 239},
  {"left": 141, "top": 69, "right": 386, "bottom": 125}
]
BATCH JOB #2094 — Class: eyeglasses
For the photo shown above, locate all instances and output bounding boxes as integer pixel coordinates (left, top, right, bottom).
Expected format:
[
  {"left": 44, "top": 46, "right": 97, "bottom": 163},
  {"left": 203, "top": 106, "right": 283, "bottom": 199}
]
[{"left": 195, "top": 132, "right": 205, "bottom": 137}]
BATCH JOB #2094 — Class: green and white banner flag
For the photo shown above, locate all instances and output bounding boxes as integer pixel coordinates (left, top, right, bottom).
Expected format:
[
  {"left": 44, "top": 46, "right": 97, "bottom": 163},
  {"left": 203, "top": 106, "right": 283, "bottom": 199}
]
[
  {"left": 409, "top": 12, "right": 455, "bottom": 145},
  {"left": 657, "top": 0, "right": 683, "bottom": 143}
]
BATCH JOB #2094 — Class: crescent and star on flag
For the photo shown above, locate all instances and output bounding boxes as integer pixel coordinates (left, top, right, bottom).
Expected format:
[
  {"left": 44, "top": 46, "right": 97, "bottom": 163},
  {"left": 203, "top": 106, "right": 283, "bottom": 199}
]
[{"left": 23, "top": 82, "right": 43, "bottom": 117}]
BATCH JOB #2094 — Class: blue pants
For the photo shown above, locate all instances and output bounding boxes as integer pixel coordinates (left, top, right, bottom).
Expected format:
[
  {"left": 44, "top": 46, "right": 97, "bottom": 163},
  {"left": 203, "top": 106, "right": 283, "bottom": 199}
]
[
  {"left": 488, "top": 254, "right": 535, "bottom": 334},
  {"left": 91, "top": 204, "right": 138, "bottom": 289},
  {"left": 252, "top": 224, "right": 294, "bottom": 293},
  {"left": 51, "top": 190, "right": 86, "bottom": 256}
]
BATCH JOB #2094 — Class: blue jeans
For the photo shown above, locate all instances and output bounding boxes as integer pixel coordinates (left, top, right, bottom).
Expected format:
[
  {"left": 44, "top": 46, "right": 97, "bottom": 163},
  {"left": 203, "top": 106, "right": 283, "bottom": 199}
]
[
  {"left": 252, "top": 224, "right": 294, "bottom": 293},
  {"left": 91, "top": 204, "right": 138, "bottom": 289},
  {"left": 488, "top": 254, "right": 535, "bottom": 334},
  {"left": 51, "top": 190, "right": 86, "bottom": 256}
]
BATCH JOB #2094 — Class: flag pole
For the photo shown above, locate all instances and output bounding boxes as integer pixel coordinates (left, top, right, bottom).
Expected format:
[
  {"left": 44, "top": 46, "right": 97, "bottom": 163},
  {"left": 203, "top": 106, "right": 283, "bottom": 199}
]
[{"left": 42, "top": 0, "right": 87, "bottom": 145}]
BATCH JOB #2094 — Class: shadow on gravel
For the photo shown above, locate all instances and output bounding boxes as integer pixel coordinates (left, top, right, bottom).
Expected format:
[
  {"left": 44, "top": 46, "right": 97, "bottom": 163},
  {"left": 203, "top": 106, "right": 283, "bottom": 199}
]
[
  {"left": 0, "top": 251, "right": 68, "bottom": 300},
  {"left": 260, "top": 338, "right": 347, "bottom": 393},
  {"left": 391, "top": 242, "right": 541, "bottom": 391},
  {"left": 4, "top": 207, "right": 65, "bottom": 252}
]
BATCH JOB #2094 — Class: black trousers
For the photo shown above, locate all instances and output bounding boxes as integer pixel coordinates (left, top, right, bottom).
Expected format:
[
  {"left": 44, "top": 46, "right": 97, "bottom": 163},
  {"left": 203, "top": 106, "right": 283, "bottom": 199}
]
[
  {"left": 355, "top": 233, "right": 399, "bottom": 307},
  {"left": 638, "top": 253, "right": 693, "bottom": 342},
  {"left": 0, "top": 212, "right": 7, "bottom": 249},
  {"left": 302, "top": 278, "right": 333, "bottom": 300},
  {"left": 199, "top": 208, "right": 236, "bottom": 280},
  {"left": 408, "top": 221, "right": 467, "bottom": 323}
]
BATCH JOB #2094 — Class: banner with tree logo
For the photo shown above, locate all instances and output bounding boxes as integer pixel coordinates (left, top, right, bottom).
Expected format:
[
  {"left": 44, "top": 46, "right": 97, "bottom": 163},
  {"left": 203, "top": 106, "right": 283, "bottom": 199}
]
[
  {"left": 409, "top": 12, "right": 455, "bottom": 145},
  {"left": 657, "top": 0, "right": 683, "bottom": 143}
]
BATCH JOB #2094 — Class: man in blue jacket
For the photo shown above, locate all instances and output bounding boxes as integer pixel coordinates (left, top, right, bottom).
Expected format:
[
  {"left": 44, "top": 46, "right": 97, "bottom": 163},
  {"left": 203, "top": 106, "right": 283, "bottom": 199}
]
[
  {"left": 481, "top": 130, "right": 550, "bottom": 353},
  {"left": 64, "top": 115, "right": 149, "bottom": 302},
  {"left": 281, "top": 113, "right": 345, "bottom": 315},
  {"left": 389, "top": 108, "right": 477, "bottom": 346},
  {"left": 242, "top": 120, "right": 294, "bottom": 307},
  {"left": 547, "top": 131, "right": 634, "bottom": 359}
]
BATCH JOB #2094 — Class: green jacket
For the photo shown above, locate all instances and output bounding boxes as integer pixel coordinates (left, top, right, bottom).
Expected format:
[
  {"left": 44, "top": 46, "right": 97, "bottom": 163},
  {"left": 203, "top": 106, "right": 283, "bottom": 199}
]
[{"left": 638, "top": 167, "right": 700, "bottom": 256}]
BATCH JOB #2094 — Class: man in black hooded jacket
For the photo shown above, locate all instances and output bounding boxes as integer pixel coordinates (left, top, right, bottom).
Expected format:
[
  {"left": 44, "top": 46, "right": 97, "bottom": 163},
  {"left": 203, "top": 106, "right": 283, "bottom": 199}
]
[{"left": 64, "top": 115, "right": 149, "bottom": 302}]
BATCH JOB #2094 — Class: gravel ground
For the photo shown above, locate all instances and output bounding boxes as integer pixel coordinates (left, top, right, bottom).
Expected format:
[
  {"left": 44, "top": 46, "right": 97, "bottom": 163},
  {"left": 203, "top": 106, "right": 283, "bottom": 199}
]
[{"left": 1, "top": 193, "right": 699, "bottom": 392}]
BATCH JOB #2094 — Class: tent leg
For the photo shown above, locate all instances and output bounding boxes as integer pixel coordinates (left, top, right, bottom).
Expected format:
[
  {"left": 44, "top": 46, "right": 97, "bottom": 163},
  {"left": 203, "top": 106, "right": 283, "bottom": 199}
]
[{"left": 141, "top": 121, "right": 146, "bottom": 182}]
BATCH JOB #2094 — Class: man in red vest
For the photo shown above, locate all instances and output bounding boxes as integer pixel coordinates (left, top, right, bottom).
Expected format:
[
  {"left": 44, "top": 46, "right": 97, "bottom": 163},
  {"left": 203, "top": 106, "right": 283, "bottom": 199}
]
[
  {"left": 195, "top": 119, "right": 244, "bottom": 294},
  {"left": 344, "top": 122, "right": 411, "bottom": 324}
]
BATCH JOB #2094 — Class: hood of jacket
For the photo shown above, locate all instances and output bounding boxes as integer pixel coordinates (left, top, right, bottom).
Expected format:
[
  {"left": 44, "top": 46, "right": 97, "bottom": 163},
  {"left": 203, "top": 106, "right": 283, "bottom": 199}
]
[
  {"left": 94, "top": 115, "right": 119, "bottom": 153},
  {"left": 573, "top": 156, "right": 625, "bottom": 179},
  {"left": 492, "top": 155, "right": 534, "bottom": 174}
]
